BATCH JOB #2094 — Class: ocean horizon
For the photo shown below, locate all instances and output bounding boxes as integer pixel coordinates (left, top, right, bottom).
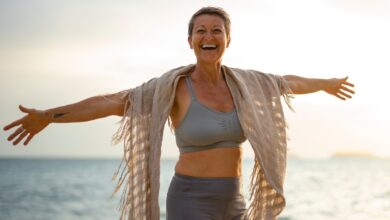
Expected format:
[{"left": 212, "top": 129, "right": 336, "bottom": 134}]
[{"left": 1, "top": 157, "right": 389, "bottom": 220}]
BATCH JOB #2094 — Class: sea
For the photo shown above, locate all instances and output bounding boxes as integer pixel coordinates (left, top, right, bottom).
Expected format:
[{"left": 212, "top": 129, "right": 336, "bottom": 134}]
[{"left": 0, "top": 158, "right": 389, "bottom": 220}]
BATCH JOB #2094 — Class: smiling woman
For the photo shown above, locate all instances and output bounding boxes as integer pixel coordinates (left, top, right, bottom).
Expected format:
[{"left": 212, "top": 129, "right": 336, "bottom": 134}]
[{"left": 2, "top": 5, "right": 356, "bottom": 220}]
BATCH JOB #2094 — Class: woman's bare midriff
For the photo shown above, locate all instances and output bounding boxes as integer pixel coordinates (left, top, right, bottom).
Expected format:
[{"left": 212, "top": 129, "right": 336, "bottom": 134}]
[{"left": 175, "top": 147, "right": 242, "bottom": 178}]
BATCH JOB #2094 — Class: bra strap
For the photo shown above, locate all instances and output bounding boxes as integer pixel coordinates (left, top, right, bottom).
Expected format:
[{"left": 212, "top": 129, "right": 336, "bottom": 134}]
[{"left": 185, "top": 76, "right": 196, "bottom": 100}]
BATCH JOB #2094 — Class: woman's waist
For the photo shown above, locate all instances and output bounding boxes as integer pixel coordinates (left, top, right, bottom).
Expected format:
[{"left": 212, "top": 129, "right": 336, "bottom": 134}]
[
  {"left": 178, "top": 142, "right": 243, "bottom": 154},
  {"left": 175, "top": 147, "right": 242, "bottom": 178}
]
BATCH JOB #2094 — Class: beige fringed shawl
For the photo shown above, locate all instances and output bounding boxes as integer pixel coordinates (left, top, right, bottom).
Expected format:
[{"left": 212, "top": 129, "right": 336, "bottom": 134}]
[{"left": 112, "top": 64, "right": 292, "bottom": 220}]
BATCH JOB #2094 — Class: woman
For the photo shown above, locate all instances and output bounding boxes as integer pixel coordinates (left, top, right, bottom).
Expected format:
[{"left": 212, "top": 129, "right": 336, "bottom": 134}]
[{"left": 3, "top": 7, "right": 354, "bottom": 220}]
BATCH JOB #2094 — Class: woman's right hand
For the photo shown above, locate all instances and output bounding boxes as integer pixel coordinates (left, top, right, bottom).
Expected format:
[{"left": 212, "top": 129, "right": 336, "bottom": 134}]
[{"left": 3, "top": 105, "right": 50, "bottom": 146}]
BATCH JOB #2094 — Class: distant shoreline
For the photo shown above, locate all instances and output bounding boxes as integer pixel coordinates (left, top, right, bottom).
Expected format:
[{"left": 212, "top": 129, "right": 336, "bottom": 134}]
[{"left": 331, "top": 152, "right": 380, "bottom": 159}]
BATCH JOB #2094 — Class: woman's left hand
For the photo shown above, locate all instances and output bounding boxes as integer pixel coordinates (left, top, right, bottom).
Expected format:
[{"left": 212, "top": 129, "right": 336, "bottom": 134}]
[{"left": 323, "top": 77, "right": 355, "bottom": 100}]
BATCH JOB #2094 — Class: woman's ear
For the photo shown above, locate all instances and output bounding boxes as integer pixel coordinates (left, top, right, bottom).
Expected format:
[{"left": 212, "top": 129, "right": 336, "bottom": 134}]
[{"left": 188, "top": 36, "right": 193, "bottom": 49}]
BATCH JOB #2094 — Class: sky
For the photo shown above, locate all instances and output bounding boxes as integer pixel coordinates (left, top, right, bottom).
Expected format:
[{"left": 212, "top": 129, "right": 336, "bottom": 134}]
[{"left": 0, "top": 0, "right": 389, "bottom": 159}]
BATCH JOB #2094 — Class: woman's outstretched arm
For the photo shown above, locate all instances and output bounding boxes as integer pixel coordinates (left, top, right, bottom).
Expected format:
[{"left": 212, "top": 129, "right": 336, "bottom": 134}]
[
  {"left": 283, "top": 75, "right": 355, "bottom": 100},
  {"left": 3, "top": 90, "right": 129, "bottom": 146}
]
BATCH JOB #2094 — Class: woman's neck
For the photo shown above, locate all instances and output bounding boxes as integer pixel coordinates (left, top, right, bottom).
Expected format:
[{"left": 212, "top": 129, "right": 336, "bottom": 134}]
[{"left": 192, "top": 62, "right": 223, "bottom": 85}]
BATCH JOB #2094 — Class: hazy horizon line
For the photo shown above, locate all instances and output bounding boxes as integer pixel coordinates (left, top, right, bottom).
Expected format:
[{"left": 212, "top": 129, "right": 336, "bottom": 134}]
[{"left": 1, "top": 155, "right": 387, "bottom": 160}]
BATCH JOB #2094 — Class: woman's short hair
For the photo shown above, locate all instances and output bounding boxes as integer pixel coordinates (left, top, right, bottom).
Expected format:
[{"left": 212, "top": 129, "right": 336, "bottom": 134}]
[{"left": 188, "top": 7, "right": 231, "bottom": 40}]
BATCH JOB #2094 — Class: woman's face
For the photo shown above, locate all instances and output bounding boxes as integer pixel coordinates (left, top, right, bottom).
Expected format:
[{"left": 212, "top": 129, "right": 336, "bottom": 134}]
[{"left": 188, "top": 14, "right": 230, "bottom": 65}]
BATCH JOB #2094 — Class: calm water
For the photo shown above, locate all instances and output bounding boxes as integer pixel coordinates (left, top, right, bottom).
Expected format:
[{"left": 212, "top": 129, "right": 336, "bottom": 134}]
[{"left": 0, "top": 158, "right": 389, "bottom": 220}]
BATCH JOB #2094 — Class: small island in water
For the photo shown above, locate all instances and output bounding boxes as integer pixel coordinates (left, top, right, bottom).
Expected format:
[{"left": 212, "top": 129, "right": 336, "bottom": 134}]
[{"left": 331, "top": 151, "right": 379, "bottom": 159}]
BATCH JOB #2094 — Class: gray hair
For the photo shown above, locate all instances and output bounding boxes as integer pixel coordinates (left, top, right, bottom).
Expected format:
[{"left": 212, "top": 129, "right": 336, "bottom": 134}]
[{"left": 188, "top": 7, "right": 231, "bottom": 40}]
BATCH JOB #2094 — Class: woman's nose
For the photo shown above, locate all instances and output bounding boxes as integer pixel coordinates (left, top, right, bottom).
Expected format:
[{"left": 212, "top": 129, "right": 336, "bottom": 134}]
[{"left": 203, "top": 31, "right": 213, "bottom": 40}]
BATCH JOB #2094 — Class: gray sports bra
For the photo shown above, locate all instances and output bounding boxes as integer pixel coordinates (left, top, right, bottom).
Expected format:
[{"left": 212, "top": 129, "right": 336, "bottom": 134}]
[{"left": 175, "top": 76, "right": 246, "bottom": 154}]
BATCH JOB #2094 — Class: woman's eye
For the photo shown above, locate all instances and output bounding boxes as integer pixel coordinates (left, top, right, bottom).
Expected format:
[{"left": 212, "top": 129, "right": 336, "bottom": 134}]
[
  {"left": 213, "top": 29, "right": 222, "bottom": 33},
  {"left": 197, "top": 29, "right": 205, "bottom": 33}
]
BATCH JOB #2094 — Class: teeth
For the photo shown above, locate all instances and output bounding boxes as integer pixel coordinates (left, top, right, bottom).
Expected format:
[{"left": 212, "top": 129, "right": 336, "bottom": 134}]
[{"left": 202, "top": 44, "right": 217, "bottom": 49}]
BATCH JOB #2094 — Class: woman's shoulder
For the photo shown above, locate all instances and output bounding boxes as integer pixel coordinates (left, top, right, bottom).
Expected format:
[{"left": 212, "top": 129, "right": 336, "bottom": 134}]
[
  {"left": 223, "top": 65, "right": 275, "bottom": 82},
  {"left": 137, "top": 65, "right": 194, "bottom": 88},
  {"left": 160, "top": 64, "right": 195, "bottom": 78}
]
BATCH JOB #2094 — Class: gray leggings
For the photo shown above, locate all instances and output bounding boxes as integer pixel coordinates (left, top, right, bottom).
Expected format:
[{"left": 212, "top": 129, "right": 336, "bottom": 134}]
[{"left": 166, "top": 173, "right": 248, "bottom": 220}]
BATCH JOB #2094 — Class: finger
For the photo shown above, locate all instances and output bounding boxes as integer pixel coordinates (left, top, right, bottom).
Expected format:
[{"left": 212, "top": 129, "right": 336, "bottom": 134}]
[
  {"left": 341, "top": 86, "right": 355, "bottom": 94},
  {"left": 338, "top": 91, "right": 352, "bottom": 99},
  {"left": 335, "top": 93, "right": 346, "bottom": 100},
  {"left": 19, "top": 105, "right": 33, "bottom": 113},
  {"left": 7, "top": 126, "right": 24, "bottom": 141},
  {"left": 23, "top": 134, "right": 34, "bottom": 145},
  {"left": 3, "top": 119, "right": 23, "bottom": 131},
  {"left": 13, "top": 131, "right": 28, "bottom": 146},
  {"left": 343, "top": 81, "right": 354, "bottom": 87}
]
